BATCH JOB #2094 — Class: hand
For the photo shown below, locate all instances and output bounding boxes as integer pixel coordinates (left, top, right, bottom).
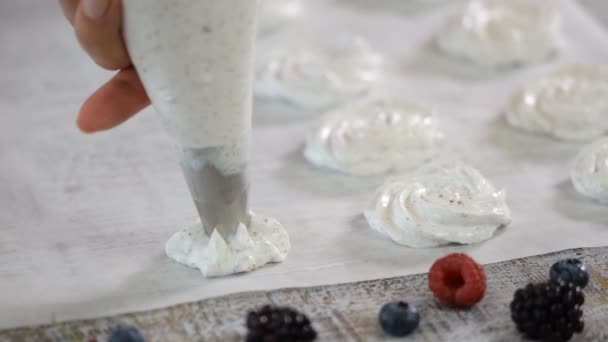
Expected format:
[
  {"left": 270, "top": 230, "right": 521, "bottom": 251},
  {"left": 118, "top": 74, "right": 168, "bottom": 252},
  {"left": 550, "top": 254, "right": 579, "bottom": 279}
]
[{"left": 60, "top": 0, "right": 150, "bottom": 133}]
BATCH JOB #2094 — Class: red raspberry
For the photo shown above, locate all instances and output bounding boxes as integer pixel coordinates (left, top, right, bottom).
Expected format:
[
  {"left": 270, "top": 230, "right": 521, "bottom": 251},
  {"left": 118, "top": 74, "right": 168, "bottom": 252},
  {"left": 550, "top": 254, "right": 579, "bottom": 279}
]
[{"left": 428, "top": 253, "right": 486, "bottom": 307}]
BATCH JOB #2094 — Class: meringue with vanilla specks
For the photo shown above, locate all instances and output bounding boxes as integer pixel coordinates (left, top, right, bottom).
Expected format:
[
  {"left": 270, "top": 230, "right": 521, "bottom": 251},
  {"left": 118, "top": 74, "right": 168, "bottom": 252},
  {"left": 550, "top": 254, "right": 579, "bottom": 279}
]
[
  {"left": 304, "top": 99, "right": 444, "bottom": 175},
  {"left": 255, "top": 35, "right": 382, "bottom": 109},
  {"left": 364, "top": 165, "right": 512, "bottom": 248},
  {"left": 258, "top": 0, "right": 301, "bottom": 35},
  {"left": 165, "top": 213, "right": 290, "bottom": 277},
  {"left": 571, "top": 138, "right": 608, "bottom": 204},
  {"left": 436, "top": 0, "right": 561, "bottom": 69},
  {"left": 506, "top": 65, "right": 608, "bottom": 141}
]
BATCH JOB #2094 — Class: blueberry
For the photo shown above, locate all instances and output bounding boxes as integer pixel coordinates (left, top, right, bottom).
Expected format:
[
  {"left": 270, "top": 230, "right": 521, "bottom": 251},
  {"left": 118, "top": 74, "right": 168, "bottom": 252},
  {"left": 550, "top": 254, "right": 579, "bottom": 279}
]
[
  {"left": 550, "top": 259, "right": 589, "bottom": 289},
  {"left": 108, "top": 326, "right": 145, "bottom": 342},
  {"left": 378, "top": 301, "right": 420, "bottom": 337}
]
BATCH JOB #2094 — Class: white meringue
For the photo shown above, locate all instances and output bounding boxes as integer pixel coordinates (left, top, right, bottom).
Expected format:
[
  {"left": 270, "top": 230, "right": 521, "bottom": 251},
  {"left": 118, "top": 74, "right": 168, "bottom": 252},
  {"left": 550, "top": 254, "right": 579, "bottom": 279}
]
[
  {"left": 165, "top": 213, "right": 290, "bottom": 277},
  {"left": 571, "top": 137, "right": 608, "bottom": 204},
  {"left": 436, "top": 0, "right": 561, "bottom": 69},
  {"left": 364, "top": 165, "right": 512, "bottom": 248},
  {"left": 258, "top": 0, "right": 301, "bottom": 35},
  {"left": 255, "top": 35, "right": 382, "bottom": 109},
  {"left": 506, "top": 65, "right": 608, "bottom": 141},
  {"left": 304, "top": 99, "right": 444, "bottom": 175}
]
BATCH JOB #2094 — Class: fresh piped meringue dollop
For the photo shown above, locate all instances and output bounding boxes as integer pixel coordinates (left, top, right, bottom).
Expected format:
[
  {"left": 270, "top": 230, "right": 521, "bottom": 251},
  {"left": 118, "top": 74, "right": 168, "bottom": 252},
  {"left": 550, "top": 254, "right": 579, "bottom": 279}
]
[
  {"left": 364, "top": 165, "right": 512, "bottom": 248},
  {"left": 304, "top": 99, "right": 444, "bottom": 175},
  {"left": 506, "top": 65, "right": 608, "bottom": 141},
  {"left": 436, "top": 0, "right": 561, "bottom": 68},
  {"left": 571, "top": 138, "right": 608, "bottom": 204},
  {"left": 255, "top": 35, "right": 382, "bottom": 109},
  {"left": 258, "top": 0, "right": 301, "bottom": 35},
  {"left": 165, "top": 213, "right": 290, "bottom": 277}
]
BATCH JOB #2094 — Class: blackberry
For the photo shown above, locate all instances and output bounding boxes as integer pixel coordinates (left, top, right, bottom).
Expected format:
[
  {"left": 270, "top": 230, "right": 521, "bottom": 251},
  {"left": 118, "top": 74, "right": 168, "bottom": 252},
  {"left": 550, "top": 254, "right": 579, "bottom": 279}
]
[
  {"left": 246, "top": 305, "right": 317, "bottom": 342},
  {"left": 550, "top": 259, "right": 589, "bottom": 289},
  {"left": 510, "top": 281, "right": 585, "bottom": 341}
]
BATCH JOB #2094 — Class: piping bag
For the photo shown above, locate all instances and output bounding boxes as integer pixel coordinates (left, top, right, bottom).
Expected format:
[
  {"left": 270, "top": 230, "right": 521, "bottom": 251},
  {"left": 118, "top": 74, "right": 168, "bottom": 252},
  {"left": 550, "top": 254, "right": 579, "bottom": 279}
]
[{"left": 121, "top": 1, "right": 258, "bottom": 241}]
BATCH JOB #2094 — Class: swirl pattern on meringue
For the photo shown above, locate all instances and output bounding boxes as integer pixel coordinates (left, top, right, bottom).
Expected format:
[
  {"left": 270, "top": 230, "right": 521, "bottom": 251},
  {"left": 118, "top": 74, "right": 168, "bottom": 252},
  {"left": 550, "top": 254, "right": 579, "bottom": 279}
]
[
  {"left": 364, "top": 165, "right": 512, "bottom": 248},
  {"left": 571, "top": 138, "right": 608, "bottom": 204},
  {"left": 506, "top": 65, "right": 608, "bottom": 141},
  {"left": 255, "top": 35, "right": 382, "bottom": 109},
  {"left": 436, "top": 0, "right": 561, "bottom": 68},
  {"left": 304, "top": 99, "right": 445, "bottom": 175}
]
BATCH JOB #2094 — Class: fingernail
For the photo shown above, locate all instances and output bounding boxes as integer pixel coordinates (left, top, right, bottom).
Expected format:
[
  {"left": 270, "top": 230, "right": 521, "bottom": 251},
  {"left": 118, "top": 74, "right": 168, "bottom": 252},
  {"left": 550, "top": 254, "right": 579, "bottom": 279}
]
[{"left": 81, "top": 0, "right": 110, "bottom": 20}]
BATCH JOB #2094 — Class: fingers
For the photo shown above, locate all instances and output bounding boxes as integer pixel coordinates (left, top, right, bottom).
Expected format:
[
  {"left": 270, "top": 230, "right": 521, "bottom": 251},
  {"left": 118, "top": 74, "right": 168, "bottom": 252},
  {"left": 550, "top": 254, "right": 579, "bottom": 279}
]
[
  {"left": 59, "top": 0, "right": 80, "bottom": 23},
  {"left": 63, "top": 1, "right": 149, "bottom": 132},
  {"left": 74, "top": 0, "right": 131, "bottom": 70},
  {"left": 77, "top": 67, "right": 150, "bottom": 133}
]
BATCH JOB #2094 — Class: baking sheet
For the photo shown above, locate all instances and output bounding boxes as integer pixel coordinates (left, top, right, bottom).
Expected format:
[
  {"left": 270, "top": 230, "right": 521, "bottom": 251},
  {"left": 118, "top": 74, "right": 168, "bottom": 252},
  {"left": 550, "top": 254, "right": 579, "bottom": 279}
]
[{"left": 1, "top": 0, "right": 608, "bottom": 330}]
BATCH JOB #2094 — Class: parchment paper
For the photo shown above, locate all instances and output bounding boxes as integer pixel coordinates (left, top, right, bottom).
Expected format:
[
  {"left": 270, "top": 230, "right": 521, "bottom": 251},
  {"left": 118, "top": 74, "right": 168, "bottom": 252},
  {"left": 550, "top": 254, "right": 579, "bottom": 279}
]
[{"left": 1, "top": 0, "right": 608, "bottom": 330}]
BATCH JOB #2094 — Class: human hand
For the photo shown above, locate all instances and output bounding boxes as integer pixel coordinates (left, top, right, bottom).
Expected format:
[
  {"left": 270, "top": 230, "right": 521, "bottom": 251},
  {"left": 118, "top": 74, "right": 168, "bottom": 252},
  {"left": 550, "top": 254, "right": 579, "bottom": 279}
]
[{"left": 60, "top": 0, "right": 150, "bottom": 133}]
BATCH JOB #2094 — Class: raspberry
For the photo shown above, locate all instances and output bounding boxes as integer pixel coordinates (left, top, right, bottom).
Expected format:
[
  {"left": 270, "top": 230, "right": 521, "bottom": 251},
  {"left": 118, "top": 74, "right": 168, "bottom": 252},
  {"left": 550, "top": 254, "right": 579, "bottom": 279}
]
[{"left": 428, "top": 253, "right": 486, "bottom": 307}]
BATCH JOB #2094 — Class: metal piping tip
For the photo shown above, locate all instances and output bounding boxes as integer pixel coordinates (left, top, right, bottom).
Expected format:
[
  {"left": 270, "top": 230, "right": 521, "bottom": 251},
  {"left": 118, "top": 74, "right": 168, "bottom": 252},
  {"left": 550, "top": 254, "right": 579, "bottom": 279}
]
[{"left": 179, "top": 147, "right": 249, "bottom": 240}]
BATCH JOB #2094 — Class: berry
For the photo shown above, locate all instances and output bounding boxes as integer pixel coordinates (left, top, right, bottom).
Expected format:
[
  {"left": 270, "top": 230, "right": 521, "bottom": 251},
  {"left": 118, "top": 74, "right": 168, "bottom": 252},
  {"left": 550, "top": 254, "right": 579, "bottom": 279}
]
[
  {"left": 428, "top": 253, "right": 487, "bottom": 307},
  {"left": 510, "top": 281, "right": 585, "bottom": 341},
  {"left": 550, "top": 259, "right": 589, "bottom": 289},
  {"left": 378, "top": 301, "right": 420, "bottom": 337},
  {"left": 108, "top": 326, "right": 144, "bottom": 342},
  {"left": 245, "top": 305, "right": 317, "bottom": 342}
]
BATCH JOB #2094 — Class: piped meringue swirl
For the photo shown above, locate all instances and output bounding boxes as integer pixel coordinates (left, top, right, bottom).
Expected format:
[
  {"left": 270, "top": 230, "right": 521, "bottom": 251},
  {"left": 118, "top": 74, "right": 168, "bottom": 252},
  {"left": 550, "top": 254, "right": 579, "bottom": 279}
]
[
  {"left": 364, "top": 165, "right": 512, "bottom": 248},
  {"left": 506, "top": 65, "right": 608, "bottom": 141},
  {"left": 165, "top": 213, "right": 290, "bottom": 277},
  {"left": 571, "top": 137, "right": 608, "bottom": 204},
  {"left": 436, "top": 0, "right": 561, "bottom": 68},
  {"left": 304, "top": 99, "right": 445, "bottom": 175},
  {"left": 255, "top": 35, "right": 382, "bottom": 109}
]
